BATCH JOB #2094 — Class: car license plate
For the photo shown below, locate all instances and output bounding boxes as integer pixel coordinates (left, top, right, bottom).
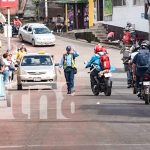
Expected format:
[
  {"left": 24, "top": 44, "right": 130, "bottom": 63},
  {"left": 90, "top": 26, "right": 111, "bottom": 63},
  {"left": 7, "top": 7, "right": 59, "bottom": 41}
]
[
  {"left": 34, "top": 77, "right": 41, "bottom": 81},
  {"left": 143, "top": 82, "right": 150, "bottom": 86},
  {"left": 104, "top": 73, "right": 112, "bottom": 77}
]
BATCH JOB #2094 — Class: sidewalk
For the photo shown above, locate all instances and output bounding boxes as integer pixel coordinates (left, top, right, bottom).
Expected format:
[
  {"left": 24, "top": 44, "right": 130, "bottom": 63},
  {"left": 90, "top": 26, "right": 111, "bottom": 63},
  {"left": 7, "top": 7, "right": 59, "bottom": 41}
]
[
  {"left": 0, "top": 33, "right": 17, "bottom": 89},
  {"left": 0, "top": 33, "right": 8, "bottom": 55},
  {"left": 55, "top": 31, "right": 121, "bottom": 50}
]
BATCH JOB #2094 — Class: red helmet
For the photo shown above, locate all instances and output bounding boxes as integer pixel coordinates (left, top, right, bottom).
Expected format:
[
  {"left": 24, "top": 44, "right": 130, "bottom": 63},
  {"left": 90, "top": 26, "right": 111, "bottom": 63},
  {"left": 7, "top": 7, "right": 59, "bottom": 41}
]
[
  {"left": 101, "top": 47, "right": 107, "bottom": 54},
  {"left": 94, "top": 45, "right": 101, "bottom": 53}
]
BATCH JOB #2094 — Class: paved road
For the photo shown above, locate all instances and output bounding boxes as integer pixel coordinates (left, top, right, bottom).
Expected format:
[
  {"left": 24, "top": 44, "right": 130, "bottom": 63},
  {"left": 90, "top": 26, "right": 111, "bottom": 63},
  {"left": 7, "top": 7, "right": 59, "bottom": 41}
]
[{"left": 0, "top": 35, "right": 150, "bottom": 150}]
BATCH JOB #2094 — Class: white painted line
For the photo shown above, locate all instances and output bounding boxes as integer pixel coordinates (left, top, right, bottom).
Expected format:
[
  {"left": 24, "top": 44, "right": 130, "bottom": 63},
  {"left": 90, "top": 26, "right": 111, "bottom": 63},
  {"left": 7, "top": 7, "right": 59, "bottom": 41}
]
[{"left": 1, "top": 143, "right": 150, "bottom": 148}]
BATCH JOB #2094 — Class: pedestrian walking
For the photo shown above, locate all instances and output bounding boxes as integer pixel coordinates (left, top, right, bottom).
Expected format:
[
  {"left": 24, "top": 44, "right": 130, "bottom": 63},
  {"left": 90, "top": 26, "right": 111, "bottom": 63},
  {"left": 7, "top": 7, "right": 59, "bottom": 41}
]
[
  {"left": 16, "top": 44, "right": 27, "bottom": 63},
  {"left": 2, "top": 53, "right": 10, "bottom": 84},
  {"left": 7, "top": 53, "right": 15, "bottom": 82},
  {"left": 59, "top": 46, "right": 79, "bottom": 94},
  {"left": 0, "top": 57, "right": 5, "bottom": 97}
]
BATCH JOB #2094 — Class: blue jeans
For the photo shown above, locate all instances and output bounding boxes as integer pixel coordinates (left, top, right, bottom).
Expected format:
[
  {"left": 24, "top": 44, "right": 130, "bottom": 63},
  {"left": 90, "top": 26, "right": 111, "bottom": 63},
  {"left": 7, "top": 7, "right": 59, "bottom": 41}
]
[
  {"left": 127, "top": 70, "right": 132, "bottom": 84},
  {"left": 64, "top": 67, "right": 74, "bottom": 91},
  {"left": 3, "top": 70, "right": 9, "bottom": 84}
]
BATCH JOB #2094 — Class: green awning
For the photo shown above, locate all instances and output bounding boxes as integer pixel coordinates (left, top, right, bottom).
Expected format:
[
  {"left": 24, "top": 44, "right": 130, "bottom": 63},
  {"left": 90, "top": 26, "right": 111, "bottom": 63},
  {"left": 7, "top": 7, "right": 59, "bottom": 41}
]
[{"left": 56, "top": 0, "right": 88, "bottom": 3}]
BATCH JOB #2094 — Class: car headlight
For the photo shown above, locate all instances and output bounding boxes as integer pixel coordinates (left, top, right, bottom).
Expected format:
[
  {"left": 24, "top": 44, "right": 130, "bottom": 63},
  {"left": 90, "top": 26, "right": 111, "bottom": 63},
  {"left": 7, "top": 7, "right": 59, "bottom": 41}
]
[
  {"left": 47, "top": 70, "right": 56, "bottom": 76},
  {"left": 51, "top": 36, "right": 55, "bottom": 40}
]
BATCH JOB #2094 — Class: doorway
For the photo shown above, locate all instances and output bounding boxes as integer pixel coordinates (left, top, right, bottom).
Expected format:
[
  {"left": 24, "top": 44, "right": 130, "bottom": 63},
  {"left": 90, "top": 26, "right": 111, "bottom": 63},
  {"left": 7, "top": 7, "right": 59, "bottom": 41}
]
[
  {"left": 75, "top": 3, "right": 85, "bottom": 29},
  {"left": 97, "top": 0, "right": 103, "bottom": 21}
]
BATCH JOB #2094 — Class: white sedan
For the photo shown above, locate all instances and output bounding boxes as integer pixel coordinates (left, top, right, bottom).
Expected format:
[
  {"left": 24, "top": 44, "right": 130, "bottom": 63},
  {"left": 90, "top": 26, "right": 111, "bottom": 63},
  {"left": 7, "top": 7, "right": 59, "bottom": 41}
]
[{"left": 18, "top": 23, "right": 55, "bottom": 46}]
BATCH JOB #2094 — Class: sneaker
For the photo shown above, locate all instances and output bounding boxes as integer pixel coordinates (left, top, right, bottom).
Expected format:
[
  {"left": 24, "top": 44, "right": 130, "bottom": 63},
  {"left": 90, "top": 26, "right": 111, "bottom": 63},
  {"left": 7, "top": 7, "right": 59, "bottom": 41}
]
[
  {"left": 67, "top": 91, "right": 71, "bottom": 94},
  {"left": 127, "top": 84, "right": 131, "bottom": 88}
]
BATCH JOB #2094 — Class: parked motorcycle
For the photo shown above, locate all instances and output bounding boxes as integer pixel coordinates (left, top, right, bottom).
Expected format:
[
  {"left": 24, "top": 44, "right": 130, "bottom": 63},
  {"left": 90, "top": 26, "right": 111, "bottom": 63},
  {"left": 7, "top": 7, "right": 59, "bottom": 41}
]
[
  {"left": 89, "top": 67, "right": 112, "bottom": 96},
  {"left": 140, "top": 73, "right": 150, "bottom": 105}
]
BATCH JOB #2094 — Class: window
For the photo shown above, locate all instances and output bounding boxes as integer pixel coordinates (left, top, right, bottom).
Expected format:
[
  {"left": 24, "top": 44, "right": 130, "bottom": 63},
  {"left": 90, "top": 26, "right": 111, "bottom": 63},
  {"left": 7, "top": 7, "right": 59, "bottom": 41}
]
[
  {"left": 23, "top": 26, "right": 28, "bottom": 30},
  {"left": 33, "top": 28, "right": 50, "bottom": 34},
  {"left": 28, "top": 27, "right": 32, "bottom": 32},
  {"left": 21, "top": 56, "right": 52, "bottom": 66},
  {"left": 113, "top": 0, "right": 126, "bottom": 6},
  {"left": 133, "top": 0, "right": 144, "bottom": 5}
]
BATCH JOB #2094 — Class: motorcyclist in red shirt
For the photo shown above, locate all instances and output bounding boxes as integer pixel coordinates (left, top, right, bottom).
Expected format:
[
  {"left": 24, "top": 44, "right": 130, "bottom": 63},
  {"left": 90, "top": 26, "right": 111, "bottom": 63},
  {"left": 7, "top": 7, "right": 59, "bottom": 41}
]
[
  {"left": 12, "top": 16, "right": 22, "bottom": 35},
  {"left": 13, "top": 16, "right": 22, "bottom": 27}
]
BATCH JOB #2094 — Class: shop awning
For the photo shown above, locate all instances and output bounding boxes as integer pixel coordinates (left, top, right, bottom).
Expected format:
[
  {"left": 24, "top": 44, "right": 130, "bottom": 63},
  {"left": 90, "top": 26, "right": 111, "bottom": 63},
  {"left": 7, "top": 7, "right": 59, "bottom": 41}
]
[{"left": 56, "top": 0, "right": 88, "bottom": 3}]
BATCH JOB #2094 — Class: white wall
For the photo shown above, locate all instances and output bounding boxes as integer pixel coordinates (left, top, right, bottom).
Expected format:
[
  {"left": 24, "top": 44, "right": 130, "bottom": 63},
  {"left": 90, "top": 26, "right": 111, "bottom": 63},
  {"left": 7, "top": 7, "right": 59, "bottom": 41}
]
[{"left": 103, "top": 0, "right": 149, "bottom": 33}]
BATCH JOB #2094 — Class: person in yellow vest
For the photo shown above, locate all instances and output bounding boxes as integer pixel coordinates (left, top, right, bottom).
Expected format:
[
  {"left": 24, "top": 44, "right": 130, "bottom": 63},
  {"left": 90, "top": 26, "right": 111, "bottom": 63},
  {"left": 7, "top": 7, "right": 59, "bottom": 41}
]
[
  {"left": 59, "top": 46, "right": 79, "bottom": 94},
  {"left": 16, "top": 44, "right": 27, "bottom": 63}
]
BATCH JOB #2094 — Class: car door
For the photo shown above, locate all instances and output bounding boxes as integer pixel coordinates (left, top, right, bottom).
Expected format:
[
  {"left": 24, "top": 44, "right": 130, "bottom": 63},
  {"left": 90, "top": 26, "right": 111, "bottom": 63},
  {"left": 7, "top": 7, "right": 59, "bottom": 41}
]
[
  {"left": 26, "top": 27, "right": 33, "bottom": 43},
  {"left": 20, "top": 25, "right": 29, "bottom": 41}
]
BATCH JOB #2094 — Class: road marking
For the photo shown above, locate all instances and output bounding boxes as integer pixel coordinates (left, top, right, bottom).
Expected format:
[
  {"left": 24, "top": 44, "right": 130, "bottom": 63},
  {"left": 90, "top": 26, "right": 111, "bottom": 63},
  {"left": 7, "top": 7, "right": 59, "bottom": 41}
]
[{"left": 1, "top": 144, "right": 150, "bottom": 148}]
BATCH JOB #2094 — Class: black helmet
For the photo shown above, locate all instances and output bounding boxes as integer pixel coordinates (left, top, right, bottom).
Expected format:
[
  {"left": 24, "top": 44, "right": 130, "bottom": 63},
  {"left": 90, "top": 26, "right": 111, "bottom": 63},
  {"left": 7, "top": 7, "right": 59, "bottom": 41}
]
[
  {"left": 141, "top": 40, "right": 150, "bottom": 49},
  {"left": 66, "top": 46, "right": 71, "bottom": 51},
  {"left": 127, "top": 22, "right": 131, "bottom": 27}
]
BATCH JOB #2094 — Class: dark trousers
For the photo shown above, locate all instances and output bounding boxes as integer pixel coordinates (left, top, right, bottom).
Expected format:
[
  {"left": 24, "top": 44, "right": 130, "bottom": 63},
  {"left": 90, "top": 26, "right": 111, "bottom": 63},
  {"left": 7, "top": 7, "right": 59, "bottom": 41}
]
[
  {"left": 90, "top": 69, "right": 99, "bottom": 86},
  {"left": 64, "top": 67, "right": 74, "bottom": 92}
]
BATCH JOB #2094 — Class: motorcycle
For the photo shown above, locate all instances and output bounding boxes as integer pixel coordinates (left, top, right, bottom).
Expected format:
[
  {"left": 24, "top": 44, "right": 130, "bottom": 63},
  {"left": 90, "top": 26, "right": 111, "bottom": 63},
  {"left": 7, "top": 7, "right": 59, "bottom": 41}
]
[
  {"left": 140, "top": 73, "right": 150, "bottom": 105},
  {"left": 89, "top": 66, "right": 112, "bottom": 96},
  {"left": 12, "top": 25, "right": 20, "bottom": 37}
]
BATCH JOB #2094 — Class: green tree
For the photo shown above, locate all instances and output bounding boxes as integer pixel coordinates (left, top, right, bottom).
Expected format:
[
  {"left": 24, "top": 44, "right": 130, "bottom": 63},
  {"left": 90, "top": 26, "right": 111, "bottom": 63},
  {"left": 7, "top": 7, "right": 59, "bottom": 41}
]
[{"left": 32, "top": 0, "right": 41, "bottom": 20}]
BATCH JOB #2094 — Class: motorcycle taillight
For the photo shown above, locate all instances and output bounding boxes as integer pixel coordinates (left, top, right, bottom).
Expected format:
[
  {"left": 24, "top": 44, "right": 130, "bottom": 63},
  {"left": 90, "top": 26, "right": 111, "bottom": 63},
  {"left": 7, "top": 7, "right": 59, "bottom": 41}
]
[{"left": 143, "top": 74, "right": 150, "bottom": 81}]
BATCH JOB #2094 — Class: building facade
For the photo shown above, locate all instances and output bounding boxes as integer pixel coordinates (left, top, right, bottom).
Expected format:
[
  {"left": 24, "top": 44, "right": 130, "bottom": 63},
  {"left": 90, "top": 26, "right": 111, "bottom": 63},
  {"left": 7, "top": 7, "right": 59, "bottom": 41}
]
[
  {"left": 102, "top": 0, "right": 149, "bottom": 40},
  {"left": 56, "top": 0, "right": 94, "bottom": 30}
]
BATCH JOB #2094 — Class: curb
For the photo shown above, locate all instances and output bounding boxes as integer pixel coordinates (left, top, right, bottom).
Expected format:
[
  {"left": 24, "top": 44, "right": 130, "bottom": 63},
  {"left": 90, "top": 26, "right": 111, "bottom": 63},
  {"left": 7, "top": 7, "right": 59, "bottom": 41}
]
[{"left": 55, "top": 34, "right": 121, "bottom": 50}]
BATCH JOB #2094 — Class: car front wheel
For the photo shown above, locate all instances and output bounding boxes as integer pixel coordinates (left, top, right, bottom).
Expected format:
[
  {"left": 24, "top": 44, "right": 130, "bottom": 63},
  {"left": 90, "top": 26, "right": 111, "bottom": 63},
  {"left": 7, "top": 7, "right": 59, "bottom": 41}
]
[
  {"left": 32, "top": 39, "right": 36, "bottom": 47},
  {"left": 19, "top": 34, "right": 23, "bottom": 42},
  {"left": 17, "top": 84, "right": 22, "bottom": 90}
]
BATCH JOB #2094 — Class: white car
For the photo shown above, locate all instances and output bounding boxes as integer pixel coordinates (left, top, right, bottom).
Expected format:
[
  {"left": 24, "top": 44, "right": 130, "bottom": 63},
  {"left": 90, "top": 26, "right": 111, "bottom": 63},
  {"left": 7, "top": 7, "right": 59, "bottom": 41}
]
[
  {"left": 17, "top": 52, "right": 57, "bottom": 90},
  {"left": 18, "top": 23, "right": 55, "bottom": 46}
]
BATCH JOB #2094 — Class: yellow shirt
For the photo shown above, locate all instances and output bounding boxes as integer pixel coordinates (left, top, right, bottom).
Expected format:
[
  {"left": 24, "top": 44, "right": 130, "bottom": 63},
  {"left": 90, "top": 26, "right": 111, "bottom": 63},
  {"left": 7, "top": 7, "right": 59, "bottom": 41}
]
[{"left": 16, "top": 51, "right": 26, "bottom": 61}]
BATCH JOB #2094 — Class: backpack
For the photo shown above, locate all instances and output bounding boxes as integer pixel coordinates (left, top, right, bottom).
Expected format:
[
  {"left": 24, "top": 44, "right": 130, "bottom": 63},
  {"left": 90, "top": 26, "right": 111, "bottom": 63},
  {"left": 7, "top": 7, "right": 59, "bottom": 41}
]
[
  {"left": 100, "top": 54, "right": 111, "bottom": 70},
  {"left": 137, "top": 49, "right": 150, "bottom": 69}
]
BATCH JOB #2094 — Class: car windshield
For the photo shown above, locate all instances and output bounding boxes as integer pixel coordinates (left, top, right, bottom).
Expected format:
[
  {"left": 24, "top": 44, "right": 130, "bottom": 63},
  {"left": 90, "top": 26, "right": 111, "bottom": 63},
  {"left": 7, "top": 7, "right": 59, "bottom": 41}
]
[
  {"left": 21, "top": 55, "right": 53, "bottom": 66},
  {"left": 33, "top": 27, "right": 51, "bottom": 34}
]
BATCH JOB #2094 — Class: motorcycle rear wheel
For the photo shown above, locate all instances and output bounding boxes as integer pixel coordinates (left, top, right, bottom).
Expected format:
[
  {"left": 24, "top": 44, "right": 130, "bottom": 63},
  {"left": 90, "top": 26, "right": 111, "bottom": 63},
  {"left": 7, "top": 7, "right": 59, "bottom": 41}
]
[{"left": 104, "top": 79, "right": 112, "bottom": 96}]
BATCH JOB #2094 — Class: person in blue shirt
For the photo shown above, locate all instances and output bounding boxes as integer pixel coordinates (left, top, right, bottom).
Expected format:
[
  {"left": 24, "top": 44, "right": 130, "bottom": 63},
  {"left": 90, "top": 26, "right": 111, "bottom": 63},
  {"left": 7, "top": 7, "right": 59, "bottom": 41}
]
[
  {"left": 85, "top": 45, "right": 104, "bottom": 87},
  {"left": 86, "top": 44, "right": 115, "bottom": 87},
  {"left": 59, "top": 46, "right": 79, "bottom": 94},
  {"left": 132, "top": 40, "right": 150, "bottom": 97}
]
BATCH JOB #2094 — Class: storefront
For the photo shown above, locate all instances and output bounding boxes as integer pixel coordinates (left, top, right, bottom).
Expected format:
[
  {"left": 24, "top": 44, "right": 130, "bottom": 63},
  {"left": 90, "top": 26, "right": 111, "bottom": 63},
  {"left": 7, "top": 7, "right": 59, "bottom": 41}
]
[{"left": 56, "top": 0, "right": 94, "bottom": 31}]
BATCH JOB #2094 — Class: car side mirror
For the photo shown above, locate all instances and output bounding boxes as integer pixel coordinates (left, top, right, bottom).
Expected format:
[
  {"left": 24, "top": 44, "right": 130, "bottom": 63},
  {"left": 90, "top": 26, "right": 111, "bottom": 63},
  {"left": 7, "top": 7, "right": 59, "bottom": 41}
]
[
  {"left": 51, "top": 30, "right": 54, "bottom": 33},
  {"left": 51, "top": 55, "right": 54, "bottom": 59}
]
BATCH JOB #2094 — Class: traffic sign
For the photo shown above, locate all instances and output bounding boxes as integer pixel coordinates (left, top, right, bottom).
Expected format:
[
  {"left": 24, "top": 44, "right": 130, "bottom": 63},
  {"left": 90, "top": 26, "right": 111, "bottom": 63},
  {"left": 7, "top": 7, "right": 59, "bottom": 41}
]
[{"left": 0, "top": 0, "right": 17, "bottom": 8}]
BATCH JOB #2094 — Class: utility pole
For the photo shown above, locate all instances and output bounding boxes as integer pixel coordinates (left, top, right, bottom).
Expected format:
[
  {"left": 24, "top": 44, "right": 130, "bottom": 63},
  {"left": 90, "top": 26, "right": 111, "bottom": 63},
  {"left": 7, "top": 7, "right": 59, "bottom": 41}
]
[
  {"left": 7, "top": 8, "right": 11, "bottom": 51},
  {"left": 45, "top": 0, "right": 48, "bottom": 22},
  {"left": 146, "top": 0, "right": 150, "bottom": 41}
]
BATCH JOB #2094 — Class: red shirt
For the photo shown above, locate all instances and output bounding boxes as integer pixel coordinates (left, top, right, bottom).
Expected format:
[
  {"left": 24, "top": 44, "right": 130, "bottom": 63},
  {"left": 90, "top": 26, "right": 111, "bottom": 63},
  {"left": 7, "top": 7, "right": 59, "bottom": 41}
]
[
  {"left": 13, "top": 19, "right": 22, "bottom": 27},
  {"left": 107, "top": 32, "right": 114, "bottom": 38}
]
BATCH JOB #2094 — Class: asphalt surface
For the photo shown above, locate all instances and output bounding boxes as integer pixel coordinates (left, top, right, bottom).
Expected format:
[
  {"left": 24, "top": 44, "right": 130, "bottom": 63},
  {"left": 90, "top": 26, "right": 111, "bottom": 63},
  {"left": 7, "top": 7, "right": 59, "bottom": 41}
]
[{"left": 0, "top": 34, "right": 150, "bottom": 150}]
